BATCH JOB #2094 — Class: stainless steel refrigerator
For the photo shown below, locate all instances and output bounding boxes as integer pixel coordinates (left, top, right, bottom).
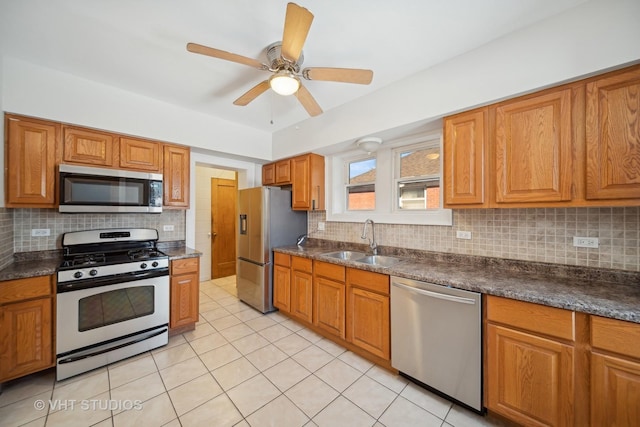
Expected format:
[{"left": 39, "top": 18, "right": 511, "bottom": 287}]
[{"left": 236, "top": 186, "right": 307, "bottom": 313}]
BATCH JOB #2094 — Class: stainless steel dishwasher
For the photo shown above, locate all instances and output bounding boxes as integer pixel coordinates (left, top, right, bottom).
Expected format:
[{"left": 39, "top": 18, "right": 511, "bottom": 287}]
[{"left": 391, "top": 276, "right": 482, "bottom": 412}]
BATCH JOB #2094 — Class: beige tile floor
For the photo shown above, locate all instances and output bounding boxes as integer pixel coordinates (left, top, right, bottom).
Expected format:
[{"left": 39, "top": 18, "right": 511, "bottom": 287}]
[{"left": 0, "top": 276, "right": 508, "bottom": 427}]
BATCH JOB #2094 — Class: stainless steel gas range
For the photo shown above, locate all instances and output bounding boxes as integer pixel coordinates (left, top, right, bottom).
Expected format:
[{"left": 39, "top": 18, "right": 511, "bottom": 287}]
[{"left": 56, "top": 228, "right": 169, "bottom": 380}]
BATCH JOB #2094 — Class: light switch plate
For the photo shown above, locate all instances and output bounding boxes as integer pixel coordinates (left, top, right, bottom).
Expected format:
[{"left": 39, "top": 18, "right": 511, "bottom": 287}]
[
  {"left": 317, "top": 222, "right": 325, "bottom": 231},
  {"left": 31, "top": 229, "right": 51, "bottom": 237},
  {"left": 573, "top": 236, "right": 599, "bottom": 248},
  {"left": 456, "top": 230, "right": 472, "bottom": 240},
  {"left": 163, "top": 225, "right": 175, "bottom": 232}
]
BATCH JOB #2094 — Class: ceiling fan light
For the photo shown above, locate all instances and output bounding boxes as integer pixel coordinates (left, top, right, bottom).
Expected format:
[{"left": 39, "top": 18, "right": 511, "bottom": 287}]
[{"left": 269, "top": 71, "right": 300, "bottom": 96}]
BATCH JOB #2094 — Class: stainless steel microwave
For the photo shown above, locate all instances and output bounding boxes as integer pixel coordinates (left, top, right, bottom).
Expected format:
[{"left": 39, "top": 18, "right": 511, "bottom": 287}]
[{"left": 59, "top": 164, "right": 163, "bottom": 213}]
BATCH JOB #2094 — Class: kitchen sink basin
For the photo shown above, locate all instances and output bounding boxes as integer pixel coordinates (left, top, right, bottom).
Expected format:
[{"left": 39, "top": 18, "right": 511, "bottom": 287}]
[
  {"left": 320, "top": 250, "right": 367, "bottom": 260},
  {"left": 354, "top": 255, "right": 401, "bottom": 267}
]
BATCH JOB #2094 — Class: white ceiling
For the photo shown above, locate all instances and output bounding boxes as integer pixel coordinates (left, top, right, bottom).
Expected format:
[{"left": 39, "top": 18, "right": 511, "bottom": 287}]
[{"left": 1, "top": 0, "right": 587, "bottom": 133}]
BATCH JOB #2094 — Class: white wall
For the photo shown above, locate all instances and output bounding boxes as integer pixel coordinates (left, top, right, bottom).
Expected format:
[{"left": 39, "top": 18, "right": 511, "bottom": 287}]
[
  {"left": 272, "top": 0, "right": 640, "bottom": 158},
  {"left": 1, "top": 57, "right": 272, "bottom": 161}
]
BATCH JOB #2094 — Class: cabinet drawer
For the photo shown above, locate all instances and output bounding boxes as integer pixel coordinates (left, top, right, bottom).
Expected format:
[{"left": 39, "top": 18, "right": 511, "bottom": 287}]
[
  {"left": 487, "top": 295, "right": 574, "bottom": 341},
  {"left": 171, "top": 257, "right": 199, "bottom": 275},
  {"left": 591, "top": 315, "right": 640, "bottom": 359},
  {"left": 347, "top": 268, "right": 389, "bottom": 296},
  {"left": 291, "top": 256, "right": 312, "bottom": 273},
  {"left": 0, "top": 276, "right": 52, "bottom": 305},
  {"left": 274, "top": 252, "right": 291, "bottom": 267},
  {"left": 314, "top": 261, "right": 345, "bottom": 282}
]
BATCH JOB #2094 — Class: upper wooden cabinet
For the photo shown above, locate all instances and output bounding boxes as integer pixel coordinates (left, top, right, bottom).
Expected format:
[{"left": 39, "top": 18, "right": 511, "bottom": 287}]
[
  {"left": 275, "top": 159, "right": 292, "bottom": 184},
  {"left": 163, "top": 144, "right": 190, "bottom": 208},
  {"left": 262, "top": 163, "right": 275, "bottom": 185},
  {"left": 586, "top": 66, "right": 640, "bottom": 201},
  {"left": 494, "top": 88, "right": 574, "bottom": 204},
  {"left": 120, "top": 137, "right": 161, "bottom": 171},
  {"left": 444, "top": 108, "right": 488, "bottom": 207},
  {"left": 292, "top": 153, "right": 325, "bottom": 211},
  {"left": 63, "top": 126, "right": 115, "bottom": 167},
  {"left": 5, "top": 115, "right": 59, "bottom": 208}
]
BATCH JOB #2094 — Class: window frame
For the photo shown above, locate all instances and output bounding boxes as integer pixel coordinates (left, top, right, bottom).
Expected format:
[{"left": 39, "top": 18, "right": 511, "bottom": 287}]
[
  {"left": 345, "top": 154, "right": 377, "bottom": 211},
  {"left": 392, "top": 140, "right": 442, "bottom": 213}
]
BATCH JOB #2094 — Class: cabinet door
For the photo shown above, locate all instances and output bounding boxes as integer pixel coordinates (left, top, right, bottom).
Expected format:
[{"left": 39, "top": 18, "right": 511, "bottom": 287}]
[
  {"left": 346, "top": 287, "right": 390, "bottom": 360},
  {"left": 586, "top": 67, "right": 640, "bottom": 200},
  {"left": 0, "top": 298, "right": 53, "bottom": 381},
  {"left": 291, "top": 269, "right": 313, "bottom": 323},
  {"left": 487, "top": 323, "right": 574, "bottom": 427},
  {"left": 292, "top": 154, "right": 325, "bottom": 211},
  {"left": 119, "top": 137, "right": 161, "bottom": 171},
  {"left": 314, "top": 277, "right": 345, "bottom": 339},
  {"left": 591, "top": 352, "right": 640, "bottom": 427},
  {"left": 163, "top": 144, "right": 190, "bottom": 208},
  {"left": 494, "top": 88, "right": 573, "bottom": 203},
  {"left": 63, "top": 126, "right": 115, "bottom": 167},
  {"left": 444, "top": 108, "right": 488, "bottom": 206},
  {"left": 5, "top": 116, "right": 59, "bottom": 207},
  {"left": 170, "top": 272, "right": 199, "bottom": 329},
  {"left": 275, "top": 159, "right": 292, "bottom": 184},
  {"left": 262, "top": 163, "right": 275, "bottom": 185},
  {"left": 273, "top": 264, "right": 291, "bottom": 313}
]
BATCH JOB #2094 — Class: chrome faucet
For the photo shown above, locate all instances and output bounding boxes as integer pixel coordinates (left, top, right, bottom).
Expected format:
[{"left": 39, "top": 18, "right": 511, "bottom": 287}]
[{"left": 361, "top": 219, "right": 378, "bottom": 255}]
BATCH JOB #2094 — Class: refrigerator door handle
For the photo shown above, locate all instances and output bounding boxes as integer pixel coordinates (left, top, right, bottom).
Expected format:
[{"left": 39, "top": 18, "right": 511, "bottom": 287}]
[{"left": 239, "top": 214, "right": 247, "bottom": 235}]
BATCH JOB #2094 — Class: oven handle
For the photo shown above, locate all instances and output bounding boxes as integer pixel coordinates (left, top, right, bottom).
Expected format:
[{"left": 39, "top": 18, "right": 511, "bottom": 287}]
[{"left": 58, "top": 327, "right": 168, "bottom": 364}]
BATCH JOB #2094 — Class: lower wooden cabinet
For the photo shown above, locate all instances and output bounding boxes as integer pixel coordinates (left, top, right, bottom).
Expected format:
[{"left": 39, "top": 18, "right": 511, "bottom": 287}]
[
  {"left": 0, "top": 275, "right": 54, "bottom": 382},
  {"left": 346, "top": 268, "right": 390, "bottom": 361},
  {"left": 170, "top": 257, "right": 200, "bottom": 331},
  {"left": 313, "top": 261, "right": 346, "bottom": 339},
  {"left": 273, "top": 252, "right": 292, "bottom": 313},
  {"left": 290, "top": 256, "right": 313, "bottom": 323}
]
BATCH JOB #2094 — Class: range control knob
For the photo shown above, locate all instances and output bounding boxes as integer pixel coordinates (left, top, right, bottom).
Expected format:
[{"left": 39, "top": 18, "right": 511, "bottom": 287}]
[
  {"left": 90, "top": 269, "right": 98, "bottom": 276},
  {"left": 140, "top": 263, "right": 148, "bottom": 269},
  {"left": 73, "top": 271, "right": 83, "bottom": 279},
  {"left": 152, "top": 261, "right": 159, "bottom": 268}
]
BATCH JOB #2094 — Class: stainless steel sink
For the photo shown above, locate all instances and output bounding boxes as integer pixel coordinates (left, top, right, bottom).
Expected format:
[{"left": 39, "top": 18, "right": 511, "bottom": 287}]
[
  {"left": 320, "top": 250, "right": 367, "bottom": 260},
  {"left": 354, "top": 255, "right": 401, "bottom": 267}
]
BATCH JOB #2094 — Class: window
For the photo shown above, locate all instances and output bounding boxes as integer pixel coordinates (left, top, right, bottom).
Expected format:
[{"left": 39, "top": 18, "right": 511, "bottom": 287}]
[
  {"left": 347, "top": 157, "right": 376, "bottom": 210},
  {"left": 326, "top": 132, "right": 452, "bottom": 226}
]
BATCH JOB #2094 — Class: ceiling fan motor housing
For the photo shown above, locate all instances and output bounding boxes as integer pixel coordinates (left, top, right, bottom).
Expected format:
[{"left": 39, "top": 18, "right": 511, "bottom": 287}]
[{"left": 266, "top": 42, "right": 303, "bottom": 72}]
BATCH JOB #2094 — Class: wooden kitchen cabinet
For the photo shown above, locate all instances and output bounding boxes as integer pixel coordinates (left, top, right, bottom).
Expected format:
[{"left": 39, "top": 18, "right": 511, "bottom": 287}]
[
  {"left": 585, "top": 66, "right": 640, "bottom": 201},
  {"left": 275, "top": 159, "right": 292, "bottom": 184},
  {"left": 5, "top": 115, "right": 60, "bottom": 208},
  {"left": 290, "top": 256, "right": 313, "bottom": 323},
  {"left": 494, "top": 87, "right": 574, "bottom": 204},
  {"left": 443, "top": 108, "right": 488, "bottom": 207},
  {"left": 262, "top": 163, "right": 275, "bottom": 185},
  {"left": 486, "top": 295, "right": 585, "bottom": 427},
  {"left": 273, "top": 252, "right": 291, "bottom": 313},
  {"left": 63, "top": 125, "right": 116, "bottom": 167},
  {"left": 313, "top": 260, "right": 346, "bottom": 339},
  {"left": 169, "top": 257, "right": 200, "bottom": 333},
  {"left": 119, "top": 137, "right": 161, "bottom": 171},
  {"left": 163, "top": 144, "right": 190, "bottom": 208},
  {"left": 590, "top": 315, "right": 640, "bottom": 426},
  {"left": 291, "top": 153, "right": 325, "bottom": 211},
  {"left": 346, "top": 268, "right": 390, "bottom": 360},
  {"left": 0, "top": 275, "right": 54, "bottom": 383}
]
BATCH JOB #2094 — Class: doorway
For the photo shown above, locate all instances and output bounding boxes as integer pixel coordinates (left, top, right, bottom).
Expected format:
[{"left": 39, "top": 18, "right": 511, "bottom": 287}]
[{"left": 211, "top": 177, "right": 237, "bottom": 278}]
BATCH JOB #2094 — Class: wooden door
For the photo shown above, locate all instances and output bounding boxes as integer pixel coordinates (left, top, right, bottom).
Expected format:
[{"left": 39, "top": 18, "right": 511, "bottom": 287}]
[
  {"left": 163, "top": 144, "right": 190, "bottom": 208},
  {"left": 314, "top": 276, "right": 345, "bottom": 339},
  {"left": 63, "top": 126, "right": 115, "bottom": 167},
  {"left": 0, "top": 298, "right": 53, "bottom": 381},
  {"left": 494, "top": 88, "right": 573, "bottom": 203},
  {"left": 444, "top": 108, "right": 488, "bottom": 206},
  {"left": 273, "top": 264, "right": 291, "bottom": 313},
  {"left": 487, "top": 323, "right": 574, "bottom": 427},
  {"left": 591, "top": 352, "right": 640, "bottom": 426},
  {"left": 586, "top": 66, "right": 640, "bottom": 200},
  {"left": 346, "top": 287, "right": 390, "bottom": 360},
  {"left": 211, "top": 177, "right": 237, "bottom": 278},
  {"left": 119, "top": 137, "right": 161, "bottom": 171},
  {"left": 5, "top": 115, "right": 59, "bottom": 207}
]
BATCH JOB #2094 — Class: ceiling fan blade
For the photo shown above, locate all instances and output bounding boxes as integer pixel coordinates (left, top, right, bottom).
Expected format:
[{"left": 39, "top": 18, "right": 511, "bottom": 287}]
[
  {"left": 233, "top": 81, "right": 271, "bottom": 106},
  {"left": 296, "top": 84, "right": 323, "bottom": 117},
  {"left": 187, "top": 43, "right": 265, "bottom": 70},
  {"left": 303, "top": 67, "right": 374, "bottom": 85},
  {"left": 281, "top": 3, "right": 314, "bottom": 62}
]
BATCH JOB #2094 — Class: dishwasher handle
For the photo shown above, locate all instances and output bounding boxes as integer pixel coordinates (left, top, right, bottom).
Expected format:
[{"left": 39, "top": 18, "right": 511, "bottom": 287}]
[{"left": 392, "top": 281, "right": 477, "bottom": 305}]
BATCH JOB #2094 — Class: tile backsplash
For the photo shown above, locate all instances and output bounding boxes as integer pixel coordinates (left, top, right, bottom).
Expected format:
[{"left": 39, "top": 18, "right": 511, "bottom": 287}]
[
  {"left": 309, "top": 207, "right": 640, "bottom": 272},
  {"left": 0, "top": 208, "right": 14, "bottom": 269},
  {"left": 11, "top": 209, "right": 186, "bottom": 253}
]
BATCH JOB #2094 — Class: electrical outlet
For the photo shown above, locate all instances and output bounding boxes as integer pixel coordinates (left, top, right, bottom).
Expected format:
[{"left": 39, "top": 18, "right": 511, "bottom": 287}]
[
  {"left": 31, "top": 229, "right": 51, "bottom": 237},
  {"left": 456, "top": 230, "right": 472, "bottom": 240},
  {"left": 317, "top": 222, "right": 325, "bottom": 231},
  {"left": 573, "top": 237, "right": 599, "bottom": 248},
  {"left": 163, "top": 225, "right": 175, "bottom": 232}
]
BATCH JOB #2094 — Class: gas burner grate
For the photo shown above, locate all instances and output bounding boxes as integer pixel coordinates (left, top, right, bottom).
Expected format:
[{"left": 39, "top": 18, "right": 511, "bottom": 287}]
[
  {"left": 127, "top": 249, "right": 164, "bottom": 260},
  {"left": 70, "top": 253, "right": 106, "bottom": 267}
]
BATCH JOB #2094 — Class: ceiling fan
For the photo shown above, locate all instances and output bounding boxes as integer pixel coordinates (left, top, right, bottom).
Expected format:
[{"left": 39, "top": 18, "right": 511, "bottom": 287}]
[{"left": 186, "top": 2, "right": 373, "bottom": 117}]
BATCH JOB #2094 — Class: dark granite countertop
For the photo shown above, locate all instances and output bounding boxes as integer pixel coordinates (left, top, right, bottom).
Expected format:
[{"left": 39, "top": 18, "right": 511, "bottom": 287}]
[{"left": 275, "top": 240, "right": 640, "bottom": 324}]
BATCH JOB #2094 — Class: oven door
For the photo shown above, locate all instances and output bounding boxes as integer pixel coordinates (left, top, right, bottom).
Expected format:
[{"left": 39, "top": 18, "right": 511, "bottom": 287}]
[{"left": 57, "top": 275, "right": 169, "bottom": 355}]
